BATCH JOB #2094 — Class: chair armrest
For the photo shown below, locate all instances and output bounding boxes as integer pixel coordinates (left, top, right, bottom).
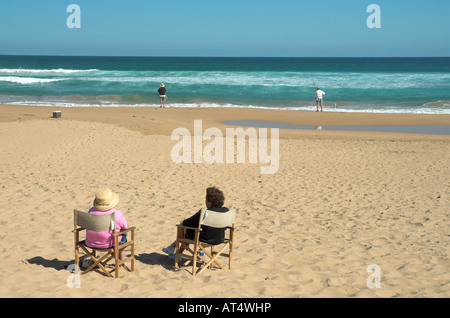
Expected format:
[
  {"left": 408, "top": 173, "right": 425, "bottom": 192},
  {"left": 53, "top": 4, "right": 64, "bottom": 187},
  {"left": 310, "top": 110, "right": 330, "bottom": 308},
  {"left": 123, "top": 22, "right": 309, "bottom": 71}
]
[
  {"left": 73, "top": 227, "right": 85, "bottom": 233},
  {"left": 112, "top": 226, "right": 136, "bottom": 237},
  {"left": 176, "top": 224, "right": 202, "bottom": 232}
]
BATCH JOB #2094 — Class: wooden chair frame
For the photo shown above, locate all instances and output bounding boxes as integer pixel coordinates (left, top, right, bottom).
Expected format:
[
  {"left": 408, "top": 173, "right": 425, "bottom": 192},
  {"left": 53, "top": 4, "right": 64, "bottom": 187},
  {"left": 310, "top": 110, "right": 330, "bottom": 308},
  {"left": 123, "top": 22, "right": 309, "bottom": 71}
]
[
  {"left": 73, "top": 209, "right": 136, "bottom": 278},
  {"left": 174, "top": 208, "right": 236, "bottom": 276}
]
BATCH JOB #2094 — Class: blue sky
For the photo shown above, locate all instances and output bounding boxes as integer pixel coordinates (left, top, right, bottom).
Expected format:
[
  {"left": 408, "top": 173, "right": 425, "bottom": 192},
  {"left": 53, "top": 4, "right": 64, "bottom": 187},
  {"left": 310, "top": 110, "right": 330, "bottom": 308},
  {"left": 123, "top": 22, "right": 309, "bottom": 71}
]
[{"left": 0, "top": 0, "right": 449, "bottom": 57}]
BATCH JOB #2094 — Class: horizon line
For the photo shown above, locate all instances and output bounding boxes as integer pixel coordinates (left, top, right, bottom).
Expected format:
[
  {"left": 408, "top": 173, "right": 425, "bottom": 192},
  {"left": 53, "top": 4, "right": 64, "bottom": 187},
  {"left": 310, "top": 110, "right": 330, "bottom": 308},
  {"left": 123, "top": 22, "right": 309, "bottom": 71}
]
[{"left": 0, "top": 54, "right": 449, "bottom": 59}]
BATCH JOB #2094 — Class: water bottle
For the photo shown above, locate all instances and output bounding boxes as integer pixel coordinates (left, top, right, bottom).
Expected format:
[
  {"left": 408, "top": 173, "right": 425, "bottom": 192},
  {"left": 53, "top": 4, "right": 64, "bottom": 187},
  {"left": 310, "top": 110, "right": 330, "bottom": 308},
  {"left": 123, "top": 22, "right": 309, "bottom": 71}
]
[{"left": 198, "top": 250, "right": 205, "bottom": 263}]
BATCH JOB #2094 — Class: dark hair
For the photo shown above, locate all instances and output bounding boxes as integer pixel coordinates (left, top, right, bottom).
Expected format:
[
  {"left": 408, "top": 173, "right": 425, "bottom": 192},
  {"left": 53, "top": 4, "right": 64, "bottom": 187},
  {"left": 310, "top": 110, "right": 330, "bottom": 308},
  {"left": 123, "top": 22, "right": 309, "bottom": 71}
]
[{"left": 206, "top": 186, "right": 225, "bottom": 208}]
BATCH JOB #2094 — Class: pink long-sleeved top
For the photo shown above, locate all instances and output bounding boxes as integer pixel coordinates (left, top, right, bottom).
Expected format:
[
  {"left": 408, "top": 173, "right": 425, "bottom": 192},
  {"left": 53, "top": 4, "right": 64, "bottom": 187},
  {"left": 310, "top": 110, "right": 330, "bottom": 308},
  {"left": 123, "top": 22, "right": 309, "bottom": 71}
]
[{"left": 85, "top": 208, "right": 128, "bottom": 249}]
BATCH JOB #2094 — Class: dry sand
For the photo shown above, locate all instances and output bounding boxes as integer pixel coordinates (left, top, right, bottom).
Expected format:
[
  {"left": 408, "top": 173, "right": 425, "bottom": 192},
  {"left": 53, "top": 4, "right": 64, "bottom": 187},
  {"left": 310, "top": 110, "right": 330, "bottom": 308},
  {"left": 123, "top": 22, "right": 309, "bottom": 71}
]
[{"left": 0, "top": 105, "right": 449, "bottom": 298}]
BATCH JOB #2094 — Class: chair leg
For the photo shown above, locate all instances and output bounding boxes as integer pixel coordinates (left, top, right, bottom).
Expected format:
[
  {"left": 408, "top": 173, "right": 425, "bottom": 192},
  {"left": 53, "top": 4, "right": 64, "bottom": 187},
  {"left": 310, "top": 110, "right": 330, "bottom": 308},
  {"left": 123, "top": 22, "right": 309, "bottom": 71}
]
[
  {"left": 210, "top": 246, "right": 214, "bottom": 269},
  {"left": 74, "top": 227, "right": 80, "bottom": 270},
  {"left": 192, "top": 245, "right": 198, "bottom": 276},
  {"left": 229, "top": 244, "right": 233, "bottom": 270},
  {"left": 131, "top": 242, "right": 135, "bottom": 272},
  {"left": 174, "top": 240, "right": 180, "bottom": 271},
  {"left": 131, "top": 229, "right": 135, "bottom": 272},
  {"left": 75, "top": 246, "right": 79, "bottom": 270},
  {"left": 229, "top": 251, "right": 233, "bottom": 270},
  {"left": 229, "top": 227, "right": 234, "bottom": 270},
  {"left": 114, "top": 237, "right": 119, "bottom": 278}
]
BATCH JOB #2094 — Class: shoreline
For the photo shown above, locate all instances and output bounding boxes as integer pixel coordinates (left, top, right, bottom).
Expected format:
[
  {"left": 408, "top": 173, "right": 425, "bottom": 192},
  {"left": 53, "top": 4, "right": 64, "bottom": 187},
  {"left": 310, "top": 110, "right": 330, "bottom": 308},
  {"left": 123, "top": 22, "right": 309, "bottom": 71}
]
[
  {"left": 2, "top": 101, "right": 449, "bottom": 114},
  {"left": 1, "top": 104, "right": 449, "bottom": 141}
]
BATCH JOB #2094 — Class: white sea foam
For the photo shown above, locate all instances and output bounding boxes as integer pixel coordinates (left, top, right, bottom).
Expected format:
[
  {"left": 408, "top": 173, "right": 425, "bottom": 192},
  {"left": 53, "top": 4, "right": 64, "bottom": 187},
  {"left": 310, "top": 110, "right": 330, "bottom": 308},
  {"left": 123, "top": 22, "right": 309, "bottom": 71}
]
[
  {"left": 0, "top": 68, "right": 99, "bottom": 74},
  {"left": 0, "top": 77, "right": 65, "bottom": 84},
  {"left": 72, "top": 70, "right": 449, "bottom": 90},
  {"left": 3, "top": 68, "right": 445, "bottom": 91}
]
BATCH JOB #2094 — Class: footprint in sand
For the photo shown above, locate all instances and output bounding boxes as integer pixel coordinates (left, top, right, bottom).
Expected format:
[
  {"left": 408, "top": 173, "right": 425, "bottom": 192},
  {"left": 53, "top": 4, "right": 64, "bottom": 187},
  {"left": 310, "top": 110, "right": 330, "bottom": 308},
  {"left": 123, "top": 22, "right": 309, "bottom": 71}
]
[{"left": 201, "top": 275, "right": 212, "bottom": 283}]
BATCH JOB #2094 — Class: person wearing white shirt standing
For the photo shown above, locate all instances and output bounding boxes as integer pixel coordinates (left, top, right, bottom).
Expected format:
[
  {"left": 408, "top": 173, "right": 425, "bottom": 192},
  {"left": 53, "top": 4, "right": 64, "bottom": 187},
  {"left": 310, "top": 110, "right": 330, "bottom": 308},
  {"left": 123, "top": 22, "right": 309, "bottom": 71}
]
[{"left": 315, "top": 87, "right": 325, "bottom": 112}]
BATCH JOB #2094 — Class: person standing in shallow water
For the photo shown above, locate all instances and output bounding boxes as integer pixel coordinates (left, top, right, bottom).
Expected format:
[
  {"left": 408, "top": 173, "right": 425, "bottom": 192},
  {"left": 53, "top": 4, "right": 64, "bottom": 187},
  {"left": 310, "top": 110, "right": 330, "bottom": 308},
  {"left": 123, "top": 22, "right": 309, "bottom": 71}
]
[{"left": 158, "top": 83, "right": 166, "bottom": 107}]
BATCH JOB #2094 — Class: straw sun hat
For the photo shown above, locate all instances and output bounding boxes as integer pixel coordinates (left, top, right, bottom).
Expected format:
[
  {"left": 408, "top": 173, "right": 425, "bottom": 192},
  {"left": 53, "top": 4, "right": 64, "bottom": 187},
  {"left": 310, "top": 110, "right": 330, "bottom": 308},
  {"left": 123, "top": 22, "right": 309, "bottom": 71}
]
[
  {"left": 160, "top": 83, "right": 165, "bottom": 87},
  {"left": 93, "top": 187, "right": 119, "bottom": 211}
]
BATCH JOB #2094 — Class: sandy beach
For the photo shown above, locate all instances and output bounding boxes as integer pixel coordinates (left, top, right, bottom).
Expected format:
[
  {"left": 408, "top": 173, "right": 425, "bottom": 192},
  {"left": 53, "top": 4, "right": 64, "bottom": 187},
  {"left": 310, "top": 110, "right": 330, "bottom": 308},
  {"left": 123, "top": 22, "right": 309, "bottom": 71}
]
[{"left": 0, "top": 104, "right": 449, "bottom": 298}]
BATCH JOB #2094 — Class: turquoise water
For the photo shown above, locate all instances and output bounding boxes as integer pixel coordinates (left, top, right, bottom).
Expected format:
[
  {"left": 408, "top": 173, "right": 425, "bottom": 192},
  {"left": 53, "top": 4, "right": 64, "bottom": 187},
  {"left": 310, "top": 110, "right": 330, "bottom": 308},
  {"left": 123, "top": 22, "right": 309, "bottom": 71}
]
[{"left": 0, "top": 55, "right": 449, "bottom": 114}]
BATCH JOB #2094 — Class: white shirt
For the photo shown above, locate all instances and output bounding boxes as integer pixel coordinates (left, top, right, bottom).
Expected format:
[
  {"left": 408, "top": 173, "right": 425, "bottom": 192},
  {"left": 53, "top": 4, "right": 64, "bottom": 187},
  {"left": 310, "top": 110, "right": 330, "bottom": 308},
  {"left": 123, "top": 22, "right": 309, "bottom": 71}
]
[{"left": 315, "top": 90, "right": 325, "bottom": 98}]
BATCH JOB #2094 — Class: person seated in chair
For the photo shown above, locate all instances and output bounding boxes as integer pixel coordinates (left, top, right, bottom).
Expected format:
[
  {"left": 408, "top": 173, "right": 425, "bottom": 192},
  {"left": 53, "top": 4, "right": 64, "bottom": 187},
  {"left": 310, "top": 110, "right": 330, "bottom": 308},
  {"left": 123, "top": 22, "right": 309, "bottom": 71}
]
[
  {"left": 163, "top": 186, "right": 229, "bottom": 259},
  {"left": 85, "top": 187, "right": 129, "bottom": 262}
]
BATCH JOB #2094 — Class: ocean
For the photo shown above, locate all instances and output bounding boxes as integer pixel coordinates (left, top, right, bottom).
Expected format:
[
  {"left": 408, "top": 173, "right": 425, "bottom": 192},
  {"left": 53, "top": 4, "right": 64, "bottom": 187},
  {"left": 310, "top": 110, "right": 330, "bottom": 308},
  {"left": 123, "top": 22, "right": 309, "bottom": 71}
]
[{"left": 0, "top": 55, "right": 449, "bottom": 114}]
